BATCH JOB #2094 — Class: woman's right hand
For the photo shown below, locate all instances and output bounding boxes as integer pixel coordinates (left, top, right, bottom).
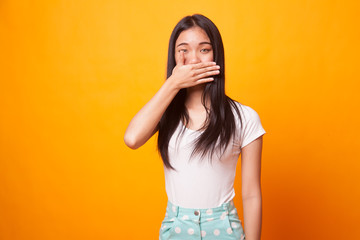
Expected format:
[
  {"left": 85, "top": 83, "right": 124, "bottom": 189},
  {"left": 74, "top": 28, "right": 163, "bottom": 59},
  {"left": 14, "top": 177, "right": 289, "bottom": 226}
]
[
  {"left": 169, "top": 51, "right": 221, "bottom": 90},
  {"left": 124, "top": 52, "right": 220, "bottom": 149}
]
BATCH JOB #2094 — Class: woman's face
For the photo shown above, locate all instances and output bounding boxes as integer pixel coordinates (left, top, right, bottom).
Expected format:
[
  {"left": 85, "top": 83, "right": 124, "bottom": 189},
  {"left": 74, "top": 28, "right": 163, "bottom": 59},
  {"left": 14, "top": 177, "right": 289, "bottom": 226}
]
[{"left": 174, "top": 26, "right": 214, "bottom": 65}]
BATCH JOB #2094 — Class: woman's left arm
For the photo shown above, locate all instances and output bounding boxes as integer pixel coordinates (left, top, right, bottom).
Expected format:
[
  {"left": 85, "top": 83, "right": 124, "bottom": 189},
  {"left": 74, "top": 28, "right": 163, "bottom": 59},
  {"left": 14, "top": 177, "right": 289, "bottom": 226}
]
[{"left": 241, "top": 136, "right": 264, "bottom": 240}]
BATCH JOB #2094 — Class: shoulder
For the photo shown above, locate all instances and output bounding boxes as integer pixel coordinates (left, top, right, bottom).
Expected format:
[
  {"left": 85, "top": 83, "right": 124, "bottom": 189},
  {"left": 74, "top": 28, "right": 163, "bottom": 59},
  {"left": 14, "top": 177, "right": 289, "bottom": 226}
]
[
  {"left": 230, "top": 100, "right": 266, "bottom": 149},
  {"left": 230, "top": 100, "right": 261, "bottom": 122}
]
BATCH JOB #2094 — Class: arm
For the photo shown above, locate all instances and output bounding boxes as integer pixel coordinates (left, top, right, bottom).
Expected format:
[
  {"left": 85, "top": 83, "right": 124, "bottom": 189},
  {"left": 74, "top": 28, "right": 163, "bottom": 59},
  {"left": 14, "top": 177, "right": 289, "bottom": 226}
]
[
  {"left": 241, "top": 135, "right": 264, "bottom": 240},
  {"left": 124, "top": 52, "right": 220, "bottom": 149},
  {"left": 124, "top": 78, "right": 179, "bottom": 149}
]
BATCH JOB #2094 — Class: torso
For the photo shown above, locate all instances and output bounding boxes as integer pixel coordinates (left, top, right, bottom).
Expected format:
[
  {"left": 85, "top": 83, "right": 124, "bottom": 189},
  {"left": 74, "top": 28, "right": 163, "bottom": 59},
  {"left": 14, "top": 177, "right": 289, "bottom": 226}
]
[{"left": 163, "top": 101, "right": 266, "bottom": 208}]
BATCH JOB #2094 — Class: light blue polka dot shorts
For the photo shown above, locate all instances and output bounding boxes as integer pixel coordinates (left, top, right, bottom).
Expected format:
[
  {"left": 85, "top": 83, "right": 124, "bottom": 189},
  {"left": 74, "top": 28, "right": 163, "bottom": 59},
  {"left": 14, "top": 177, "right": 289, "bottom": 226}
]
[{"left": 159, "top": 199, "right": 246, "bottom": 240}]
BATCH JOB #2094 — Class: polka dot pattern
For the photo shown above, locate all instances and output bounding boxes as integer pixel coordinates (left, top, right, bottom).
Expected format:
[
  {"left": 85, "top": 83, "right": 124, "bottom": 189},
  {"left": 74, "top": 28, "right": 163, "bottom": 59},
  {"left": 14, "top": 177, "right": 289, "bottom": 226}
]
[
  {"left": 182, "top": 215, "right": 189, "bottom": 220},
  {"left": 187, "top": 228, "right": 194, "bottom": 235},
  {"left": 159, "top": 200, "right": 245, "bottom": 239},
  {"left": 220, "top": 211, "right": 227, "bottom": 220},
  {"left": 231, "top": 222, "right": 239, "bottom": 228}
]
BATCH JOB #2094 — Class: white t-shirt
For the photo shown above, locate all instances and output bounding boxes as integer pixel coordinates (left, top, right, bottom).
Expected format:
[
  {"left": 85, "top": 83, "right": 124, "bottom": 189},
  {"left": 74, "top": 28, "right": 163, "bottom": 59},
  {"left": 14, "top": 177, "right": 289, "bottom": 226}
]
[{"left": 163, "top": 101, "right": 266, "bottom": 209}]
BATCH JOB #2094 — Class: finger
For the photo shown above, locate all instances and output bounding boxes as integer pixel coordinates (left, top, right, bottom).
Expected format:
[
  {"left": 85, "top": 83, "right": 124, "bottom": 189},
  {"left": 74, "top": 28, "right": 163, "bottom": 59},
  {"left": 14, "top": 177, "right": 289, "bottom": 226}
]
[
  {"left": 175, "top": 50, "right": 185, "bottom": 66},
  {"left": 195, "top": 77, "right": 215, "bottom": 84},
  {"left": 194, "top": 69, "right": 220, "bottom": 80},
  {"left": 193, "top": 65, "right": 220, "bottom": 76},
  {"left": 191, "top": 61, "right": 217, "bottom": 69},
  {"left": 180, "top": 50, "right": 186, "bottom": 65}
]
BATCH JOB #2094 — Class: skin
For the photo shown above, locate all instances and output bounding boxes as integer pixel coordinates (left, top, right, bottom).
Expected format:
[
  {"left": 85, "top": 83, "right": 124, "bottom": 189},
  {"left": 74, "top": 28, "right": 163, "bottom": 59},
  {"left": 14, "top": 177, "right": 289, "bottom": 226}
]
[
  {"left": 241, "top": 137, "right": 263, "bottom": 240},
  {"left": 124, "top": 26, "right": 263, "bottom": 240},
  {"left": 124, "top": 26, "right": 219, "bottom": 148},
  {"left": 174, "top": 26, "right": 214, "bottom": 130}
]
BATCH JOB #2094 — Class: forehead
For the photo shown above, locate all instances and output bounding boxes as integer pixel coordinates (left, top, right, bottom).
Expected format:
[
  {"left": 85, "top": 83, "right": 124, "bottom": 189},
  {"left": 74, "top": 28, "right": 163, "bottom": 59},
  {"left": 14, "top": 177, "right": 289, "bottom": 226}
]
[{"left": 175, "top": 26, "right": 210, "bottom": 45}]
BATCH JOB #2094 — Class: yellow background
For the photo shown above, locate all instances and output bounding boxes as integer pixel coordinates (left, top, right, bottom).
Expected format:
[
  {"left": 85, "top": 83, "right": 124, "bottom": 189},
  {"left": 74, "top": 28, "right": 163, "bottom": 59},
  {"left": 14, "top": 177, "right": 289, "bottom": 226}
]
[{"left": 1, "top": 0, "right": 359, "bottom": 239}]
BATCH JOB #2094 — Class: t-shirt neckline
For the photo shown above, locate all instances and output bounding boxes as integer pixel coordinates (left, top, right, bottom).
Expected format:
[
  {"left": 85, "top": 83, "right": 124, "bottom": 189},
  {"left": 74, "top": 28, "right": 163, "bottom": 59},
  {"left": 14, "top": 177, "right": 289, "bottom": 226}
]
[{"left": 180, "top": 120, "right": 205, "bottom": 133}]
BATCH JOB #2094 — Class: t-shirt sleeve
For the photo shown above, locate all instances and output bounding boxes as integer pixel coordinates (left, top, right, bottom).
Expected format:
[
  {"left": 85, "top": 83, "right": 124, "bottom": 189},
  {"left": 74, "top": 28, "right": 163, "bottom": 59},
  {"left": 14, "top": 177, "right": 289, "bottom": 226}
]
[{"left": 240, "top": 105, "right": 266, "bottom": 149}]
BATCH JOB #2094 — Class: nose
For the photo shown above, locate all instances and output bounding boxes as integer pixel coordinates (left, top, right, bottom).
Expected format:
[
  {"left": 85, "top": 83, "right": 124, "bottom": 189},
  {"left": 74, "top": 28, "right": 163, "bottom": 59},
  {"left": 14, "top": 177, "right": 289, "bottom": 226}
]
[{"left": 186, "top": 51, "right": 201, "bottom": 64}]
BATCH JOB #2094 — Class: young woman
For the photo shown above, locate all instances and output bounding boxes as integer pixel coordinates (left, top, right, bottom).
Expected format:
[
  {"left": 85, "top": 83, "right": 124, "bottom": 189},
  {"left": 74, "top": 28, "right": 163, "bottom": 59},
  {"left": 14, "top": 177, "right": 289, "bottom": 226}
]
[{"left": 124, "top": 14, "right": 266, "bottom": 240}]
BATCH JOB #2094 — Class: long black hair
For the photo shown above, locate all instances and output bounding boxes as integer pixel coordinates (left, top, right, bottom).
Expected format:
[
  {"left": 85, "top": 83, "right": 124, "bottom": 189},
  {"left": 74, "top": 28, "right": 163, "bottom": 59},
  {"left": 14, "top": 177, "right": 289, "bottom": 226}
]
[{"left": 158, "top": 14, "right": 243, "bottom": 171}]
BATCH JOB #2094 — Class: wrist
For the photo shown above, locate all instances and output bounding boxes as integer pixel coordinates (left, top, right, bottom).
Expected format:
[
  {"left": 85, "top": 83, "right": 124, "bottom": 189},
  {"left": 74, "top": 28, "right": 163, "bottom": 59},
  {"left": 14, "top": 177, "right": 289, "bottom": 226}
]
[{"left": 165, "top": 76, "right": 181, "bottom": 92}]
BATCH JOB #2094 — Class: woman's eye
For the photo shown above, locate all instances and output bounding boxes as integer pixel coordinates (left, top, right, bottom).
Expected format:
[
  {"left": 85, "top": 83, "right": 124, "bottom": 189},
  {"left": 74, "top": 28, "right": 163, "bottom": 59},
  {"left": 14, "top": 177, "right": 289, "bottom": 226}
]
[
  {"left": 179, "top": 49, "right": 187, "bottom": 52},
  {"left": 201, "top": 49, "right": 211, "bottom": 53}
]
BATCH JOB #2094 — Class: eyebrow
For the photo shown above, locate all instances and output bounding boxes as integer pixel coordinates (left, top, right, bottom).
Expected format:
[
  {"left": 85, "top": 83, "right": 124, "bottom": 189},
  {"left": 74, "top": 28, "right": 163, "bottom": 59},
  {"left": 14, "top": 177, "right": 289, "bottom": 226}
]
[{"left": 176, "top": 41, "right": 212, "bottom": 48}]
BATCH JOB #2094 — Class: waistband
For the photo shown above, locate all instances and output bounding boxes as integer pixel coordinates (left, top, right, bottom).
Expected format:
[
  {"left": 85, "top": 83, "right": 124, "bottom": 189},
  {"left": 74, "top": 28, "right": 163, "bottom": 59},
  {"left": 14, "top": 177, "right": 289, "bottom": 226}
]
[{"left": 165, "top": 199, "right": 238, "bottom": 223}]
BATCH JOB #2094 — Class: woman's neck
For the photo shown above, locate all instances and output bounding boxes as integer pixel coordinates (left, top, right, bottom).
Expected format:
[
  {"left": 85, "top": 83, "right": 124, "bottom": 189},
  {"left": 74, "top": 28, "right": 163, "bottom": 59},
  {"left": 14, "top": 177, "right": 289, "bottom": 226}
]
[{"left": 185, "top": 83, "right": 210, "bottom": 111}]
